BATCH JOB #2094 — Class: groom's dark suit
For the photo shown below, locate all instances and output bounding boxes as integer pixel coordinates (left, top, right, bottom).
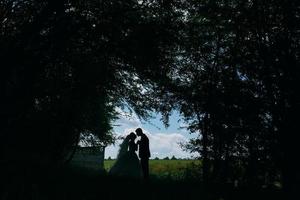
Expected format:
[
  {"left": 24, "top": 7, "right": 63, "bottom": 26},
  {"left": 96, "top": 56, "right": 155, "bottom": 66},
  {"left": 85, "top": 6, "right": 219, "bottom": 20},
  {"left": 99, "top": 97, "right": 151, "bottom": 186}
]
[{"left": 137, "top": 133, "right": 150, "bottom": 179}]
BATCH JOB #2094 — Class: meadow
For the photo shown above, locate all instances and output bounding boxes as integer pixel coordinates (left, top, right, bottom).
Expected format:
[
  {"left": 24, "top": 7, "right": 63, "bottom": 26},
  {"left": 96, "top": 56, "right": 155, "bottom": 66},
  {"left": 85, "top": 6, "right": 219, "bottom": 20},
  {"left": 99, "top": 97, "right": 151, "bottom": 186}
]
[
  {"left": 104, "top": 159, "right": 201, "bottom": 180},
  {"left": 66, "top": 158, "right": 283, "bottom": 200},
  {"left": 1, "top": 158, "right": 281, "bottom": 200},
  {"left": 66, "top": 159, "right": 281, "bottom": 200}
]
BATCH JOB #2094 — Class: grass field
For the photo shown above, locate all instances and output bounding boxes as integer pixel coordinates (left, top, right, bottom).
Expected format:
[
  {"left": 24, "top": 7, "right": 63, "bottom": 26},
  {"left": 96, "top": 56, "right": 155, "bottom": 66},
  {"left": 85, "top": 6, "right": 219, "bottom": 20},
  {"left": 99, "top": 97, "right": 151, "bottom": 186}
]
[
  {"left": 104, "top": 159, "right": 201, "bottom": 180},
  {"left": 1, "top": 160, "right": 282, "bottom": 200}
]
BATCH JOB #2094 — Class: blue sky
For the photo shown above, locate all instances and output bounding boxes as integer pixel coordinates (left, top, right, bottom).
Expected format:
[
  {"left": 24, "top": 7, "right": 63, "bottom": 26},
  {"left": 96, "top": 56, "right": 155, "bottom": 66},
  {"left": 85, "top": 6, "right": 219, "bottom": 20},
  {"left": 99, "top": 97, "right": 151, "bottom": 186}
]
[{"left": 105, "top": 109, "right": 198, "bottom": 159}]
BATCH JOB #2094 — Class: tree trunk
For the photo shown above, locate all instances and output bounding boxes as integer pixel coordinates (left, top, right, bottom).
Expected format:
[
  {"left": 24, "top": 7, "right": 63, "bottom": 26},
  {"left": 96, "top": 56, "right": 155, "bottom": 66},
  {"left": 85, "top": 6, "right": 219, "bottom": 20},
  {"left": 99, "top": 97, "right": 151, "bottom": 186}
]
[{"left": 198, "top": 112, "right": 209, "bottom": 185}]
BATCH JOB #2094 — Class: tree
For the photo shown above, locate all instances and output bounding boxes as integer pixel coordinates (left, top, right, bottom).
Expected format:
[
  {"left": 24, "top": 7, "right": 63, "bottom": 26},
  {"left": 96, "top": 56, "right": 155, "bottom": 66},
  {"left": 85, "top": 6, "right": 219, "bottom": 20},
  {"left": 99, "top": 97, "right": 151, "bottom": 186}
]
[
  {"left": 1, "top": 1, "right": 299, "bottom": 197},
  {"left": 0, "top": 0, "right": 183, "bottom": 169},
  {"left": 152, "top": 0, "right": 299, "bottom": 192}
]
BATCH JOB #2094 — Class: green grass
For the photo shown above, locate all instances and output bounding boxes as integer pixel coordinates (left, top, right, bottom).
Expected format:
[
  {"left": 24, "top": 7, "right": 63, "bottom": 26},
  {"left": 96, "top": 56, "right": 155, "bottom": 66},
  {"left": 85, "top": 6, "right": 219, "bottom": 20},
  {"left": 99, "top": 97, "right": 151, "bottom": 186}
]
[
  {"left": 104, "top": 159, "right": 116, "bottom": 171},
  {"left": 104, "top": 159, "right": 201, "bottom": 180}
]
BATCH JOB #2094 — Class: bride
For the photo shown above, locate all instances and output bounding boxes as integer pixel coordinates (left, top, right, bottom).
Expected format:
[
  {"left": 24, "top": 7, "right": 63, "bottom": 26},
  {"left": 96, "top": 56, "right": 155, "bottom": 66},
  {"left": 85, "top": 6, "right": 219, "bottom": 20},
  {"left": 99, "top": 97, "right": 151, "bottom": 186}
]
[{"left": 109, "top": 132, "right": 142, "bottom": 178}]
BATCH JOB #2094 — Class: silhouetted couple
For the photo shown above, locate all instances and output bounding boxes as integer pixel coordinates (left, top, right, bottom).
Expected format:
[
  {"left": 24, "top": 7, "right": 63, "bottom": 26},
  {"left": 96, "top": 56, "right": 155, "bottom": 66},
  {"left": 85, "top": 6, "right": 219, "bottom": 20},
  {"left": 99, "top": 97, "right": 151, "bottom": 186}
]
[{"left": 109, "top": 128, "right": 150, "bottom": 179}]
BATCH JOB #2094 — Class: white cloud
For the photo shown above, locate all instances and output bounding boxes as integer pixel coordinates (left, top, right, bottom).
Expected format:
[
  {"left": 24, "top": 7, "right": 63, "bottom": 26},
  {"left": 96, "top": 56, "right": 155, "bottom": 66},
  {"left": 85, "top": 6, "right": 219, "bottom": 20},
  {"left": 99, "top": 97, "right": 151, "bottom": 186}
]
[{"left": 147, "top": 132, "right": 190, "bottom": 159}]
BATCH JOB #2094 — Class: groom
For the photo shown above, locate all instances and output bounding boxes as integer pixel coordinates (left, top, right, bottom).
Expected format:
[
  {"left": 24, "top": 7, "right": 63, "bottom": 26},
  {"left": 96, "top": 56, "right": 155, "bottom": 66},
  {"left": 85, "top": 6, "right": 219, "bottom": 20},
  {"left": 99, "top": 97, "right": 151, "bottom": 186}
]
[{"left": 136, "top": 128, "right": 150, "bottom": 179}]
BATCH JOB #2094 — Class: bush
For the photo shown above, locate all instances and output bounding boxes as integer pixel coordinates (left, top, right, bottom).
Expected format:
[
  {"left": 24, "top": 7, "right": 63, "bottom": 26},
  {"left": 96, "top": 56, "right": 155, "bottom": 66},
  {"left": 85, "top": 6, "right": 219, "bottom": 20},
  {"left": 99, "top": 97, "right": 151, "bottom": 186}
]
[{"left": 171, "top": 156, "right": 177, "bottom": 160}]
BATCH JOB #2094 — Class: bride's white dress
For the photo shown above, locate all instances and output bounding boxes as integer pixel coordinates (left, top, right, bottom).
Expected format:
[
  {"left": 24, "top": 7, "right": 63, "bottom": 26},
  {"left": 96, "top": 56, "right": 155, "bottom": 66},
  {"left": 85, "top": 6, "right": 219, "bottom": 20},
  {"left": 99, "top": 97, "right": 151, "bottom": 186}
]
[{"left": 109, "top": 137, "right": 142, "bottom": 178}]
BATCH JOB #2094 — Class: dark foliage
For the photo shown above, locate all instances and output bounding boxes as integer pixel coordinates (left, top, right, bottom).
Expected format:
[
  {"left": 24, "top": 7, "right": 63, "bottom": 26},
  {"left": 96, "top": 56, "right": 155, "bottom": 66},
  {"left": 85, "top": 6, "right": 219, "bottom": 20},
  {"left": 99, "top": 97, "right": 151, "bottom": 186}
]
[
  {"left": 0, "top": 0, "right": 179, "bottom": 165},
  {"left": 152, "top": 0, "right": 300, "bottom": 198},
  {"left": 0, "top": 0, "right": 299, "bottom": 199}
]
